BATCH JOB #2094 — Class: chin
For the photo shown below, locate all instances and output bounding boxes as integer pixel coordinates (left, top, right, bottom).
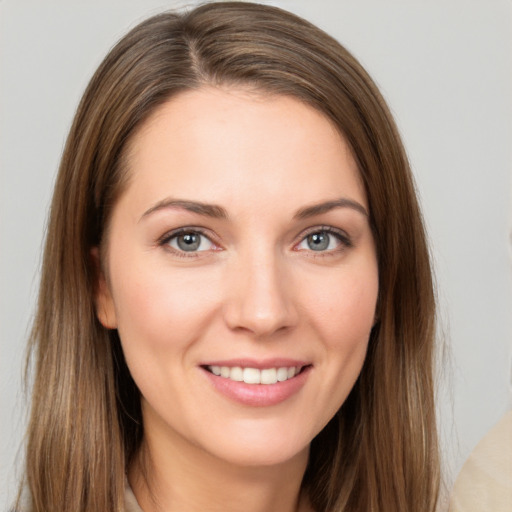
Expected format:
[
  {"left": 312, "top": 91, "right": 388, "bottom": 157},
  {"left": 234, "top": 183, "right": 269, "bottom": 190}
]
[
  {"left": 211, "top": 441, "right": 309, "bottom": 469},
  {"left": 192, "top": 421, "right": 313, "bottom": 469}
]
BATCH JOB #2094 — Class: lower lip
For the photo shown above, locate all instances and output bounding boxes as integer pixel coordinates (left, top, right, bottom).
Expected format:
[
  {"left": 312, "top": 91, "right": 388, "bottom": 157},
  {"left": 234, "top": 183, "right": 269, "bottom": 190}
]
[{"left": 202, "top": 366, "right": 311, "bottom": 407}]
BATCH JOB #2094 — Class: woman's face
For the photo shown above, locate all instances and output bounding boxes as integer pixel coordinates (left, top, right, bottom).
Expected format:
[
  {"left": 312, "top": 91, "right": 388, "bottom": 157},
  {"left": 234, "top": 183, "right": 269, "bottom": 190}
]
[{"left": 96, "top": 87, "right": 378, "bottom": 468}]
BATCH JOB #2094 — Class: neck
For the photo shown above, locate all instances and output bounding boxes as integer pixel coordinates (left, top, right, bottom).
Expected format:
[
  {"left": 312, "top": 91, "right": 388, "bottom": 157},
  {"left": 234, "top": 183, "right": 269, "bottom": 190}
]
[{"left": 128, "top": 419, "right": 311, "bottom": 512}]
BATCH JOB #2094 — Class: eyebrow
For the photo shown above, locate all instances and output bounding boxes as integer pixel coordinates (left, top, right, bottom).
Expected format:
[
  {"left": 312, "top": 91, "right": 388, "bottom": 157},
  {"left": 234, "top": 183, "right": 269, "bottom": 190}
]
[
  {"left": 140, "top": 196, "right": 368, "bottom": 222},
  {"left": 140, "top": 199, "right": 228, "bottom": 221},
  {"left": 293, "top": 198, "right": 369, "bottom": 219}
]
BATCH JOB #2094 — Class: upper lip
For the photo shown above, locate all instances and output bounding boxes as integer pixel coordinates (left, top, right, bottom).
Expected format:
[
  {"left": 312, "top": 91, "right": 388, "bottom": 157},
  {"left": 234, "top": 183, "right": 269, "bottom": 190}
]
[{"left": 200, "top": 358, "right": 311, "bottom": 370}]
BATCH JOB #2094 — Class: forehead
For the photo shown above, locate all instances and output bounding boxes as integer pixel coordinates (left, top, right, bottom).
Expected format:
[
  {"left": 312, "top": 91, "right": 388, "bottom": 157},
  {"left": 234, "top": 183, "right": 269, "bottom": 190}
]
[{"left": 120, "top": 86, "right": 367, "bottom": 215}]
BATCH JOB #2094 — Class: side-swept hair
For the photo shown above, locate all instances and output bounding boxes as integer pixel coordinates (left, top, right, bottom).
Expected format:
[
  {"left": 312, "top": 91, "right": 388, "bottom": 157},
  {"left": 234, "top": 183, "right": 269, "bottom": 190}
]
[{"left": 22, "top": 2, "right": 439, "bottom": 511}]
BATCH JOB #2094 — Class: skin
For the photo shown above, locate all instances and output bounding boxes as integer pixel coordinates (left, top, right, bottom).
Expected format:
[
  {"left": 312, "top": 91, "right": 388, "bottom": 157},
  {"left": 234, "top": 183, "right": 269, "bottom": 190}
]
[{"left": 95, "top": 87, "right": 379, "bottom": 512}]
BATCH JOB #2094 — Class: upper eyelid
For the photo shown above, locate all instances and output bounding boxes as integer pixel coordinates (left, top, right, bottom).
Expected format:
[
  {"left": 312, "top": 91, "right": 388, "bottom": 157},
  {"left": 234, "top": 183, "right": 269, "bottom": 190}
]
[
  {"left": 299, "top": 225, "right": 348, "bottom": 236},
  {"left": 296, "top": 225, "right": 351, "bottom": 243},
  {"left": 158, "top": 226, "right": 215, "bottom": 244}
]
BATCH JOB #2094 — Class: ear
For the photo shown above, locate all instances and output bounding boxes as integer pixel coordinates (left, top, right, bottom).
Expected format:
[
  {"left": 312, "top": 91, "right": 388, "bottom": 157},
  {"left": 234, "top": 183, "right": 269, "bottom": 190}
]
[{"left": 90, "top": 247, "right": 118, "bottom": 329}]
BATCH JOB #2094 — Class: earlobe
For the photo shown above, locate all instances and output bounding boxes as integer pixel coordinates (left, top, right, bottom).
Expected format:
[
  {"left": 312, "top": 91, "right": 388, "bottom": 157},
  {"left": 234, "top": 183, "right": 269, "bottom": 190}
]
[{"left": 90, "top": 247, "right": 118, "bottom": 329}]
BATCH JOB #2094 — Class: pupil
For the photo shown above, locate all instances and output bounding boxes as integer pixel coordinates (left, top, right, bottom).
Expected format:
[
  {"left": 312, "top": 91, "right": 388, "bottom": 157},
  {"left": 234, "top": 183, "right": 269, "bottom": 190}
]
[
  {"left": 178, "top": 233, "right": 200, "bottom": 251},
  {"left": 308, "top": 232, "right": 329, "bottom": 251}
]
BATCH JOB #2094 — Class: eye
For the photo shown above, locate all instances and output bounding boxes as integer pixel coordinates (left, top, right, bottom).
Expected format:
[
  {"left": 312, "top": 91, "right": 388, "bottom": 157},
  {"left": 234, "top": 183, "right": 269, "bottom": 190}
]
[
  {"left": 166, "top": 230, "right": 215, "bottom": 253},
  {"left": 296, "top": 229, "right": 350, "bottom": 252}
]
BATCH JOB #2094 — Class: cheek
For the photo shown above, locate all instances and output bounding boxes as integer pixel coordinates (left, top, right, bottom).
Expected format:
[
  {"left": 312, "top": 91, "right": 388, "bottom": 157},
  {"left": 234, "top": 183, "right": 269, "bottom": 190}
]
[
  {"left": 302, "top": 265, "right": 378, "bottom": 345},
  {"left": 110, "top": 260, "right": 222, "bottom": 358},
  {"left": 290, "top": 263, "right": 378, "bottom": 433}
]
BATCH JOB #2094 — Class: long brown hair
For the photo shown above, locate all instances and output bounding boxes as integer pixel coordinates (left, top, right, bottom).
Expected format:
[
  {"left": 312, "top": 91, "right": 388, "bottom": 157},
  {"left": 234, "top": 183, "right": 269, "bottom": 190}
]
[{"left": 21, "top": 2, "right": 439, "bottom": 511}]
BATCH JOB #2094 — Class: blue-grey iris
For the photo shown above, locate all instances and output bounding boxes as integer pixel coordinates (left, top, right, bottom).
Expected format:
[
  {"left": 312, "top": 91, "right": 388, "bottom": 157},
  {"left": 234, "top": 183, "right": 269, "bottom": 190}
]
[
  {"left": 307, "top": 232, "right": 329, "bottom": 251},
  {"left": 177, "top": 233, "right": 201, "bottom": 251}
]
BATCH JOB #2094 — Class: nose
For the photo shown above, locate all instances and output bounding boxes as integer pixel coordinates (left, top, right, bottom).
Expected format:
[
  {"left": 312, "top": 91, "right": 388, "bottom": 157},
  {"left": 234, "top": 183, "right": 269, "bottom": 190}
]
[{"left": 222, "top": 251, "right": 299, "bottom": 338}]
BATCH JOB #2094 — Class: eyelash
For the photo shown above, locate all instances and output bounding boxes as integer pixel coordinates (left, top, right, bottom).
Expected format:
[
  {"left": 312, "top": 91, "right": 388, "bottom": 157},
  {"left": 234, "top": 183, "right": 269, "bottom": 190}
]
[
  {"left": 295, "top": 226, "right": 353, "bottom": 256},
  {"left": 158, "top": 227, "right": 218, "bottom": 258},
  {"left": 157, "top": 225, "right": 353, "bottom": 258}
]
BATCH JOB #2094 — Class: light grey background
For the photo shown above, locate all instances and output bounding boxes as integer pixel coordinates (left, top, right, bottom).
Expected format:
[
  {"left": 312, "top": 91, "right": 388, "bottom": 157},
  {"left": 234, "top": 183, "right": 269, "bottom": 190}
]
[{"left": 1, "top": 0, "right": 511, "bottom": 508}]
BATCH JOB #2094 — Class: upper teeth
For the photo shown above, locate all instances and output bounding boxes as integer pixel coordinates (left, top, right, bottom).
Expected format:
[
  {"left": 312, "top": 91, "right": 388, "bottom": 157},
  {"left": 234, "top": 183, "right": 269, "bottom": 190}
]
[{"left": 208, "top": 366, "right": 301, "bottom": 384}]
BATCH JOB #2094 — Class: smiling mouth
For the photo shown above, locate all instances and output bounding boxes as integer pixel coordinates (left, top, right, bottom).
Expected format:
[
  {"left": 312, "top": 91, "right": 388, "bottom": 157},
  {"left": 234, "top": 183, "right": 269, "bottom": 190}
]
[{"left": 204, "top": 365, "right": 308, "bottom": 385}]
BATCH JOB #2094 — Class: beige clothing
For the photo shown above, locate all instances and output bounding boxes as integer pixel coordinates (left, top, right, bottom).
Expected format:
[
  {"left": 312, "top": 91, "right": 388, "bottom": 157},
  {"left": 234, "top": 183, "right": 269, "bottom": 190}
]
[
  {"left": 449, "top": 411, "right": 512, "bottom": 512},
  {"left": 125, "top": 480, "right": 144, "bottom": 512}
]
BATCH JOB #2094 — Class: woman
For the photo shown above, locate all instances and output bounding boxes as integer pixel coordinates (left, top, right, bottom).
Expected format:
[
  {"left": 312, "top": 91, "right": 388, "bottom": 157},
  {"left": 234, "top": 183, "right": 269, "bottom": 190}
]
[{"left": 18, "top": 2, "right": 440, "bottom": 511}]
